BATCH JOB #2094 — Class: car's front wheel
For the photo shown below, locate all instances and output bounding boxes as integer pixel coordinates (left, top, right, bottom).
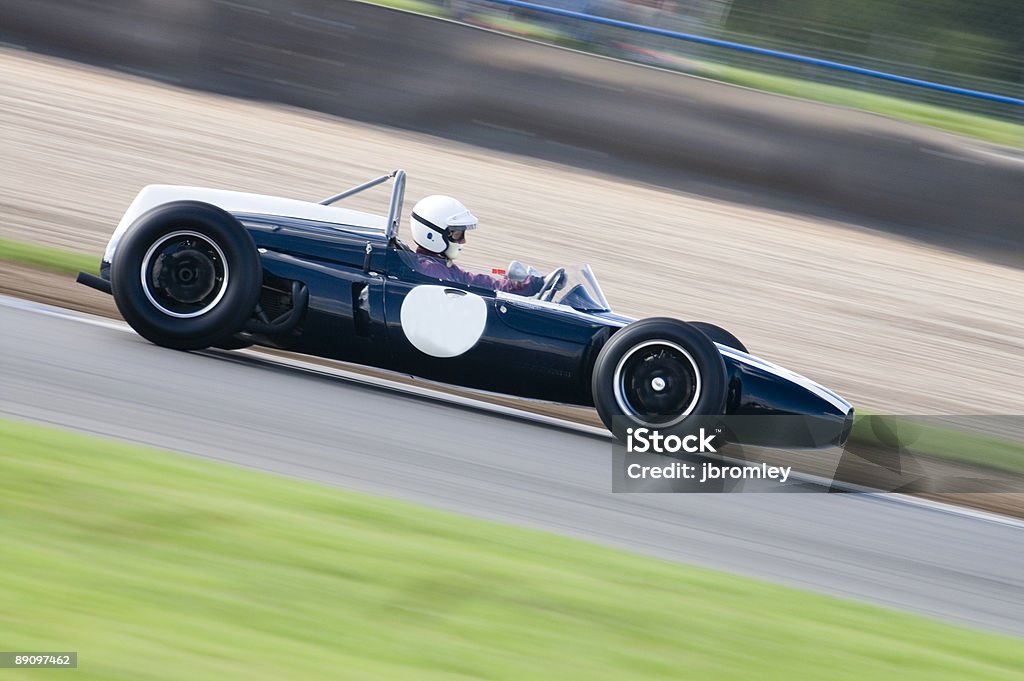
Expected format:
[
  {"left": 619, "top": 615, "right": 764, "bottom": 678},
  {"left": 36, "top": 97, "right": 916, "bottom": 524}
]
[
  {"left": 687, "top": 321, "right": 747, "bottom": 353},
  {"left": 592, "top": 318, "right": 728, "bottom": 441},
  {"left": 110, "top": 201, "right": 262, "bottom": 350}
]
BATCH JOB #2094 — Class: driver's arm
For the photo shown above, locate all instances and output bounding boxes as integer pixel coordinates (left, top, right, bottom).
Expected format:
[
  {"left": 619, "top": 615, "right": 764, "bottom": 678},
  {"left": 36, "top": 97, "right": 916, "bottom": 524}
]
[
  {"left": 499, "top": 274, "right": 543, "bottom": 295},
  {"left": 456, "top": 268, "right": 542, "bottom": 294},
  {"left": 499, "top": 260, "right": 543, "bottom": 295}
]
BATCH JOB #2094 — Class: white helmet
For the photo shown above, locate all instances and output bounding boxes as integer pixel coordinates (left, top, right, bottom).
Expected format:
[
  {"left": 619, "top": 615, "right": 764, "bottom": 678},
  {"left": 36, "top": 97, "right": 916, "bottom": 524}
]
[{"left": 410, "top": 195, "right": 478, "bottom": 261}]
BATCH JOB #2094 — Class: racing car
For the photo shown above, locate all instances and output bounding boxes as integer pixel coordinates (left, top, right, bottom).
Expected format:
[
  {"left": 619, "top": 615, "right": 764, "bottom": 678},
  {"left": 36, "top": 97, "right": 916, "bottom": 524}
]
[{"left": 77, "top": 170, "right": 854, "bottom": 446}]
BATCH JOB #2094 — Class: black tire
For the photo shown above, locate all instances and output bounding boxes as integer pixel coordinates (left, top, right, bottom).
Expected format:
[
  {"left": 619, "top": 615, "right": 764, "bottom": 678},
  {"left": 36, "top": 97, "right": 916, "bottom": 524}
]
[
  {"left": 110, "top": 201, "right": 262, "bottom": 350},
  {"left": 687, "top": 321, "right": 748, "bottom": 353},
  {"left": 592, "top": 318, "right": 728, "bottom": 440},
  {"left": 214, "top": 333, "right": 255, "bottom": 350}
]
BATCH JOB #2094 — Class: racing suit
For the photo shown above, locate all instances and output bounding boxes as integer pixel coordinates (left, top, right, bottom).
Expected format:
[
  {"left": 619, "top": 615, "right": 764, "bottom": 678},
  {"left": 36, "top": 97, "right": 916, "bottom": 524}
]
[{"left": 413, "top": 247, "right": 543, "bottom": 295}]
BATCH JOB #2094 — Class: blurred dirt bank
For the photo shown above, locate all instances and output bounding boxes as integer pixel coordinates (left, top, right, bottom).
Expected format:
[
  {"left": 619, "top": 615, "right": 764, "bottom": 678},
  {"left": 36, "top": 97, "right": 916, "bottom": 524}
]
[
  {"left": 1, "top": 49, "right": 1023, "bottom": 419},
  {"left": 3, "top": 0, "right": 1022, "bottom": 257}
]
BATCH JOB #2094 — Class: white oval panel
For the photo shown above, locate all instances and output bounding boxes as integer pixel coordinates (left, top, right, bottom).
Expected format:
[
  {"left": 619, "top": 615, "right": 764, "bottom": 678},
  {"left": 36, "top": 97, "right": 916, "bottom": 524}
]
[{"left": 400, "top": 285, "right": 487, "bottom": 358}]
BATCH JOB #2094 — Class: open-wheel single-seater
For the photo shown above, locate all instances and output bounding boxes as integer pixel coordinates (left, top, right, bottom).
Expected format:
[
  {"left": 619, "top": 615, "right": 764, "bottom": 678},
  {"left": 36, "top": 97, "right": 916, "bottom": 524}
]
[{"left": 78, "top": 170, "right": 853, "bottom": 446}]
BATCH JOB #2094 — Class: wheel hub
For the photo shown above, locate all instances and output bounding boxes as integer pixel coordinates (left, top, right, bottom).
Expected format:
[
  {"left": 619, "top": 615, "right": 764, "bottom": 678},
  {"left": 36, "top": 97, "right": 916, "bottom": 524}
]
[
  {"left": 154, "top": 248, "right": 217, "bottom": 304},
  {"left": 613, "top": 340, "right": 702, "bottom": 427},
  {"left": 140, "top": 230, "right": 229, "bottom": 318}
]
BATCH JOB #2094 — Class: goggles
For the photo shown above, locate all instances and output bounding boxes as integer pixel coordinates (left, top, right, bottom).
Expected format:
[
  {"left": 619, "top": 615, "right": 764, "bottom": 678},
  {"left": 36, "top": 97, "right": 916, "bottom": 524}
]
[{"left": 412, "top": 211, "right": 473, "bottom": 244}]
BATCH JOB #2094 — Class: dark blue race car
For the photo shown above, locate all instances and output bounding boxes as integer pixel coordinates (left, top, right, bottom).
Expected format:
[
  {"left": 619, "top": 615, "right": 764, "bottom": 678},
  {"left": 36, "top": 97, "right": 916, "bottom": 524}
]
[{"left": 78, "top": 170, "right": 853, "bottom": 446}]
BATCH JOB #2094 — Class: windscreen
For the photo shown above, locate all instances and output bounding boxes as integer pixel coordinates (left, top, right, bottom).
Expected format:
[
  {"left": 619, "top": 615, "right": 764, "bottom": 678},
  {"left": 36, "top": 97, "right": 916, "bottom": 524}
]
[{"left": 553, "top": 265, "right": 610, "bottom": 312}]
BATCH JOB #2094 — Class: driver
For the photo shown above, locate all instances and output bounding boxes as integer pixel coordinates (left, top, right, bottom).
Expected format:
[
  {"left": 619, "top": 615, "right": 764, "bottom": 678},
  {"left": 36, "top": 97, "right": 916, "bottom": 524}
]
[{"left": 409, "top": 195, "right": 544, "bottom": 295}]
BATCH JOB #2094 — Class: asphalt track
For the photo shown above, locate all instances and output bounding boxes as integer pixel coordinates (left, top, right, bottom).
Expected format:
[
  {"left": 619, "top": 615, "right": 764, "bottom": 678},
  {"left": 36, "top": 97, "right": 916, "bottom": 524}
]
[{"left": 2, "top": 298, "right": 1022, "bottom": 637}]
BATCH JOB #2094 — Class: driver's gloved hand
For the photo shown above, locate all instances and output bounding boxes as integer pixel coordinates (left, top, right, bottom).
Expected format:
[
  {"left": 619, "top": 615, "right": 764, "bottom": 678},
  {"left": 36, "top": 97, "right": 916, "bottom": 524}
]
[
  {"left": 507, "top": 260, "right": 529, "bottom": 282},
  {"left": 508, "top": 261, "right": 542, "bottom": 282}
]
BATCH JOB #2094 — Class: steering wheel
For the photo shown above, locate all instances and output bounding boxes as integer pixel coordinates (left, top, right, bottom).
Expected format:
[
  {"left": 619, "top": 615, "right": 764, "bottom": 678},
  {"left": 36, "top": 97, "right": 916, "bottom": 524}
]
[{"left": 536, "top": 267, "right": 566, "bottom": 302}]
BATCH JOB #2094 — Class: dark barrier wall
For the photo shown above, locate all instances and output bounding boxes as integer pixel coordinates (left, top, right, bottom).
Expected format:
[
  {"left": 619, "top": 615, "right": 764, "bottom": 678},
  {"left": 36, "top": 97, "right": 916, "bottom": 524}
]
[{"left": 2, "top": 0, "right": 1021, "bottom": 256}]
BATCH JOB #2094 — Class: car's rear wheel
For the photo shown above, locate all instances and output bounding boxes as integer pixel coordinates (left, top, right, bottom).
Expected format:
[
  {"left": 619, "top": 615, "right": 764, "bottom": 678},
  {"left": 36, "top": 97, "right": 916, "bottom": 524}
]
[
  {"left": 214, "top": 333, "right": 255, "bottom": 350},
  {"left": 111, "top": 201, "right": 262, "bottom": 350},
  {"left": 592, "top": 318, "right": 728, "bottom": 441}
]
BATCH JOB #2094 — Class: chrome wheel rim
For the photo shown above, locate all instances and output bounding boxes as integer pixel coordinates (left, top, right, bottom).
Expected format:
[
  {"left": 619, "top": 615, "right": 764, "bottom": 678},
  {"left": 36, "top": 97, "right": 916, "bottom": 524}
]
[
  {"left": 140, "top": 230, "right": 229, "bottom": 318},
  {"left": 613, "top": 340, "right": 702, "bottom": 427}
]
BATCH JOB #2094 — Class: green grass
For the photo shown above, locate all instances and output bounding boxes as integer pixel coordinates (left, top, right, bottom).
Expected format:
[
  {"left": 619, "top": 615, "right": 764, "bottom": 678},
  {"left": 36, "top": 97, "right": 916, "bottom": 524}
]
[
  {"left": 0, "top": 237, "right": 99, "bottom": 276},
  {"left": 2, "top": 418, "right": 1023, "bottom": 680},
  {"left": 851, "top": 414, "right": 1024, "bottom": 477},
  {"left": 711, "top": 65, "right": 1023, "bottom": 148},
  {"left": 367, "top": 0, "right": 444, "bottom": 14}
]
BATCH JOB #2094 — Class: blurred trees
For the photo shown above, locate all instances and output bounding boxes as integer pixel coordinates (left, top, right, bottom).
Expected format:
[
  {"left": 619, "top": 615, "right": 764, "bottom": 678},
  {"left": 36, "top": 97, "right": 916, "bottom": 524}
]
[{"left": 724, "top": 0, "right": 1023, "bottom": 83}]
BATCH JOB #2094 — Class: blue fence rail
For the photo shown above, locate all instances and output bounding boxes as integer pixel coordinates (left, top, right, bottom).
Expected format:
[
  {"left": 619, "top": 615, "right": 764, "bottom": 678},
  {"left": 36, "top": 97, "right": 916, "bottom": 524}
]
[{"left": 486, "top": 0, "right": 1024, "bottom": 108}]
